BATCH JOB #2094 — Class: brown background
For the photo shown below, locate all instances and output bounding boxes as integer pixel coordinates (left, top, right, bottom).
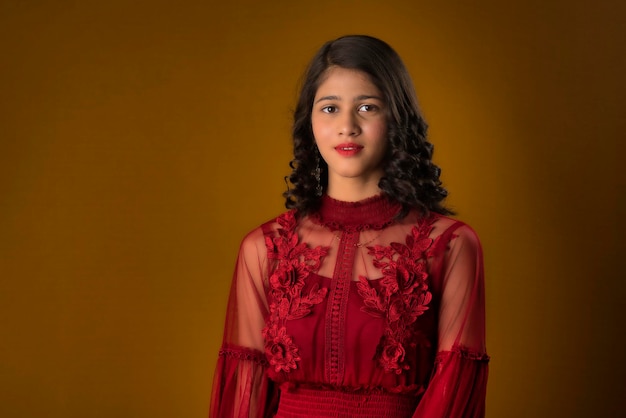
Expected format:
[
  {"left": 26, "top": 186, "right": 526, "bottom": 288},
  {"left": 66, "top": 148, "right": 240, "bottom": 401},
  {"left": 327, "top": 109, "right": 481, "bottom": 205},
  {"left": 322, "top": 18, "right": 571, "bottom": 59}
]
[{"left": 1, "top": 1, "right": 625, "bottom": 417}]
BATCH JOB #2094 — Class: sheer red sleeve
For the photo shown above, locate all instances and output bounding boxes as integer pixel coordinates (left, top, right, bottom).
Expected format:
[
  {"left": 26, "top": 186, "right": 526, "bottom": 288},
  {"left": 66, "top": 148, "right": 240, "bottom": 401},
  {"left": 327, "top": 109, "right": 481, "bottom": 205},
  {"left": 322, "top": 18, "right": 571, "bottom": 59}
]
[
  {"left": 209, "top": 228, "right": 278, "bottom": 418},
  {"left": 413, "top": 224, "right": 490, "bottom": 418}
]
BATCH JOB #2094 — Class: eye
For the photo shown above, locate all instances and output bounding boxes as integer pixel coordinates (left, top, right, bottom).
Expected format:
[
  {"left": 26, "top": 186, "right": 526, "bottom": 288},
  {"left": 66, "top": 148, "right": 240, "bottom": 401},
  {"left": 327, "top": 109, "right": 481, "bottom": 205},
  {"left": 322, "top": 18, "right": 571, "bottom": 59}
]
[
  {"left": 321, "top": 105, "right": 338, "bottom": 114},
  {"left": 358, "top": 104, "right": 378, "bottom": 112}
]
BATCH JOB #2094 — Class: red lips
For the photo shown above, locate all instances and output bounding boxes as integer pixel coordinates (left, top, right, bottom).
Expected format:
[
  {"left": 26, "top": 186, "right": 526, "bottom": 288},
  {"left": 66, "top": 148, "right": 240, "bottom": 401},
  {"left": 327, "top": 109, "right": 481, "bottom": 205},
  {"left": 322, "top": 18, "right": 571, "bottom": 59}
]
[{"left": 335, "top": 143, "right": 364, "bottom": 156}]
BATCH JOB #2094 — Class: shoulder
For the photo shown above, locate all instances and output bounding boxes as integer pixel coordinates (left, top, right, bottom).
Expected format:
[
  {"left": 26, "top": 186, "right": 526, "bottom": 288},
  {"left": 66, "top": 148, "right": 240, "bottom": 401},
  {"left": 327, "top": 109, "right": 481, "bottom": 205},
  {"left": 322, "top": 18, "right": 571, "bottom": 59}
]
[
  {"left": 427, "top": 214, "right": 482, "bottom": 256},
  {"left": 239, "top": 209, "right": 299, "bottom": 253},
  {"left": 431, "top": 214, "right": 480, "bottom": 240}
]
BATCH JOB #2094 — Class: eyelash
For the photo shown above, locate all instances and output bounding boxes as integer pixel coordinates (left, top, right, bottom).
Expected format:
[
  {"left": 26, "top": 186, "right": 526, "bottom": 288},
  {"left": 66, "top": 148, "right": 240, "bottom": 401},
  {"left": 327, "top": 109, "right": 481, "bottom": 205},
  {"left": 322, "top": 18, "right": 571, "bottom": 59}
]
[
  {"left": 321, "top": 104, "right": 378, "bottom": 113},
  {"left": 358, "top": 104, "right": 377, "bottom": 112}
]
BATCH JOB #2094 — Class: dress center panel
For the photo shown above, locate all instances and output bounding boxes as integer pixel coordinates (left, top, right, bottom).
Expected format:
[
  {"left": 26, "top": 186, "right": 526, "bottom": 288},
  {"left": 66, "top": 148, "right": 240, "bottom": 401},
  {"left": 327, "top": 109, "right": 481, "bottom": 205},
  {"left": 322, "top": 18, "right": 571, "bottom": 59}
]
[{"left": 324, "top": 230, "right": 359, "bottom": 385}]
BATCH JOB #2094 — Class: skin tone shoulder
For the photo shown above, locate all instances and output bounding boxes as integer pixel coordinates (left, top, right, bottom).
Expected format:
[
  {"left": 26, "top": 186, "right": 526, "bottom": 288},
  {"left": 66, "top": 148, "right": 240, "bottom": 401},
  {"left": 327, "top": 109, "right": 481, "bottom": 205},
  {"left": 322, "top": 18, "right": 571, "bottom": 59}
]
[{"left": 311, "top": 66, "right": 388, "bottom": 202}]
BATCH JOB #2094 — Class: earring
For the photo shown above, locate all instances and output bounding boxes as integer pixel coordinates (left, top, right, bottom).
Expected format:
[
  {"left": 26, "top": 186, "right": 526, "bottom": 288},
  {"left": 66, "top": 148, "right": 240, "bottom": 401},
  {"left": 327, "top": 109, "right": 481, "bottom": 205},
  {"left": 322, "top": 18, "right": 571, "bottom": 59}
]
[{"left": 315, "top": 154, "right": 323, "bottom": 197}]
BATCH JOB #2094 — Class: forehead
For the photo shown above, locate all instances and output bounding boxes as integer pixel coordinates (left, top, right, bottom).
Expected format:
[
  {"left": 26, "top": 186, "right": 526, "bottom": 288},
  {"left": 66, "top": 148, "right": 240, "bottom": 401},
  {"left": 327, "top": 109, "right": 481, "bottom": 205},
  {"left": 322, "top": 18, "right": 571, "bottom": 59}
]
[{"left": 315, "top": 66, "right": 381, "bottom": 97}]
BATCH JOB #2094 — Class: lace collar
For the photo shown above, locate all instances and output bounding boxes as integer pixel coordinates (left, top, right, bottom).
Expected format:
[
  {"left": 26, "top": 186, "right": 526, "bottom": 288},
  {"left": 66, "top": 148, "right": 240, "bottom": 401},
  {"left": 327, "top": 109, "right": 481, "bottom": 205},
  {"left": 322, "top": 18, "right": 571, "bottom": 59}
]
[{"left": 310, "top": 194, "right": 402, "bottom": 232}]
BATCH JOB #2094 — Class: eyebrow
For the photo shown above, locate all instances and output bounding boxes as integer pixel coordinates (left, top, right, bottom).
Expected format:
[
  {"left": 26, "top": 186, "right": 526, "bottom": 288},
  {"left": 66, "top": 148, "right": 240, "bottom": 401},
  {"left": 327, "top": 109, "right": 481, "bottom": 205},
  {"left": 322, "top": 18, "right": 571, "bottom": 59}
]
[{"left": 314, "top": 95, "right": 384, "bottom": 104}]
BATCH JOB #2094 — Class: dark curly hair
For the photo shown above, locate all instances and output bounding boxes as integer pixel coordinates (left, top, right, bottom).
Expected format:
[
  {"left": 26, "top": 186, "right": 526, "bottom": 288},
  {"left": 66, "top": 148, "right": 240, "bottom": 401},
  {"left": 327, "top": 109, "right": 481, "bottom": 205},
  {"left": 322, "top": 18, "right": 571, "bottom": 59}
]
[{"left": 284, "top": 35, "right": 452, "bottom": 217}]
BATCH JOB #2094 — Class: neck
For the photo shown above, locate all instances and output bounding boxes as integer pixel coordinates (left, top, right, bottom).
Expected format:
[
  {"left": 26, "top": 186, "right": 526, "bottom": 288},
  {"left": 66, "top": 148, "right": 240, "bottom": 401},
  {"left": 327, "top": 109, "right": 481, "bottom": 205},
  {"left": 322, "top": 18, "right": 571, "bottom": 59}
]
[
  {"left": 312, "top": 193, "right": 402, "bottom": 232},
  {"left": 326, "top": 175, "right": 383, "bottom": 202}
]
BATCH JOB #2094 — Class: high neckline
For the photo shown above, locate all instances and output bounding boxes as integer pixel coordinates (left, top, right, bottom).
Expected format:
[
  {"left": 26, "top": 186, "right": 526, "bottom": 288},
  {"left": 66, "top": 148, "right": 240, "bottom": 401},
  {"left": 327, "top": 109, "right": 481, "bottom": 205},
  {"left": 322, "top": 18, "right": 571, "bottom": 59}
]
[{"left": 310, "top": 194, "right": 402, "bottom": 232}]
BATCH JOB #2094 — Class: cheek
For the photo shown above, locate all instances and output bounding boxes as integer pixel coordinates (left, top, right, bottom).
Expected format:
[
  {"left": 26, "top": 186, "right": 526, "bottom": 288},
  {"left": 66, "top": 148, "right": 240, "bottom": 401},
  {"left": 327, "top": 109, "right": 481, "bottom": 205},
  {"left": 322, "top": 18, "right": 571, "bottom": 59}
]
[
  {"left": 370, "top": 121, "right": 388, "bottom": 150},
  {"left": 312, "top": 118, "right": 331, "bottom": 143},
  {"left": 378, "top": 120, "right": 389, "bottom": 137},
  {"left": 311, "top": 115, "right": 320, "bottom": 137}
]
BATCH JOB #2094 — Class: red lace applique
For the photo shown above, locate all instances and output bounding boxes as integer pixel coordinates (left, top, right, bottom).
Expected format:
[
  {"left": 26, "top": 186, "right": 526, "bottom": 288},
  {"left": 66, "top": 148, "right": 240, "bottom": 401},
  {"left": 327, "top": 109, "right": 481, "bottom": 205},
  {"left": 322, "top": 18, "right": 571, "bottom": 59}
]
[
  {"left": 262, "top": 211, "right": 329, "bottom": 373},
  {"left": 356, "top": 219, "right": 436, "bottom": 374},
  {"left": 263, "top": 325, "right": 301, "bottom": 372}
]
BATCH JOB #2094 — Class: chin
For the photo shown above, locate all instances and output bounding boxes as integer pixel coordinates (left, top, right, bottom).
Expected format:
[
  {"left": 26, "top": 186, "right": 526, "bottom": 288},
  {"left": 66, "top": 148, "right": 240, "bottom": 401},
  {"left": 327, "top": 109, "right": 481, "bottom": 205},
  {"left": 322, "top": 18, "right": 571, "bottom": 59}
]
[{"left": 334, "top": 170, "right": 367, "bottom": 179}]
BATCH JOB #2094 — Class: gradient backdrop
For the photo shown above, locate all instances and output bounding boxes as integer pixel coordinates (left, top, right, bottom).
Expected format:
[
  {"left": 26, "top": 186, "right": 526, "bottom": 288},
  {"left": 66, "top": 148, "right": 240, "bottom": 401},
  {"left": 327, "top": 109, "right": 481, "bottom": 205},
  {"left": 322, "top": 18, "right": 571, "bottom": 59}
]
[{"left": 1, "top": 1, "right": 625, "bottom": 417}]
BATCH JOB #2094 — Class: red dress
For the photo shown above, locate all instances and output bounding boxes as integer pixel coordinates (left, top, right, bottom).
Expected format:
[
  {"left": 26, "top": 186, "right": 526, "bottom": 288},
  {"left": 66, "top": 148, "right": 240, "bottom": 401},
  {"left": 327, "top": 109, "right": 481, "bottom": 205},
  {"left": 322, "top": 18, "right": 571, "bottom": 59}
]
[{"left": 210, "top": 194, "right": 489, "bottom": 417}]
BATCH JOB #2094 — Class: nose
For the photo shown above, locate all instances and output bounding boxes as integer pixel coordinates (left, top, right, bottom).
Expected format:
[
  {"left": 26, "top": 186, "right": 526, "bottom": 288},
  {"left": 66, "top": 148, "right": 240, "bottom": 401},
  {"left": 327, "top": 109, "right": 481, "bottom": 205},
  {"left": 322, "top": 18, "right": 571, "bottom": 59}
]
[{"left": 338, "top": 111, "right": 361, "bottom": 136}]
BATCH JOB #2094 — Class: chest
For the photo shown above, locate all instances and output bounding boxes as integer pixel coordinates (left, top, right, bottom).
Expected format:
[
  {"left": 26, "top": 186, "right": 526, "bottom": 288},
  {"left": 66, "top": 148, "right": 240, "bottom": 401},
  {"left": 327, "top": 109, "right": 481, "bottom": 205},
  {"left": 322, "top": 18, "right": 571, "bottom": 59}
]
[{"left": 261, "top": 220, "right": 441, "bottom": 386}]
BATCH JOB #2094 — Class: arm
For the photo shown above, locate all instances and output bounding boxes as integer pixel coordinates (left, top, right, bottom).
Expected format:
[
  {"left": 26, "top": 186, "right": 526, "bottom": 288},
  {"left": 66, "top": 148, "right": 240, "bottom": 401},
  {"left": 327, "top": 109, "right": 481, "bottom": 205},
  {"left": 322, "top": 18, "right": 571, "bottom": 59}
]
[
  {"left": 209, "top": 228, "right": 278, "bottom": 418},
  {"left": 413, "top": 224, "right": 490, "bottom": 418}
]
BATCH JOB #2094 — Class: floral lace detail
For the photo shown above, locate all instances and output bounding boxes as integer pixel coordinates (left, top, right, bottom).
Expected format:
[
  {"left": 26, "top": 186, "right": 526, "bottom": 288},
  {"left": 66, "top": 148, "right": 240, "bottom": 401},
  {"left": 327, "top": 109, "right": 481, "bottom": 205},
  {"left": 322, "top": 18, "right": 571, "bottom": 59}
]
[
  {"left": 262, "top": 210, "right": 330, "bottom": 373},
  {"left": 263, "top": 324, "right": 301, "bottom": 372},
  {"left": 356, "top": 218, "right": 438, "bottom": 374}
]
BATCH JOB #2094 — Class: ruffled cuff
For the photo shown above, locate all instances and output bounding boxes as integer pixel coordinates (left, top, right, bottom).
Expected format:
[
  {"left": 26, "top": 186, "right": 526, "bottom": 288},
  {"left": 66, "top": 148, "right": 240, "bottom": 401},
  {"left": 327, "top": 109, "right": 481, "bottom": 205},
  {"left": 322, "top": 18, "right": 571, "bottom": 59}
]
[
  {"left": 210, "top": 344, "right": 278, "bottom": 418},
  {"left": 412, "top": 346, "right": 489, "bottom": 418}
]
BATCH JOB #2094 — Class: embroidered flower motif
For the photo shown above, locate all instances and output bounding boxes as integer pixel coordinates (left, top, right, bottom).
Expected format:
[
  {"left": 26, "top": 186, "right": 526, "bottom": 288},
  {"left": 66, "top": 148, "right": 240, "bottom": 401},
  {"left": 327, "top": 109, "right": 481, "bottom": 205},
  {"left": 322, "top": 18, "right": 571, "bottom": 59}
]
[
  {"left": 262, "top": 211, "right": 329, "bottom": 373},
  {"left": 263, "top": 325, "right": 301, "bottom": 372},
  {"left": 357, "top": 218, "right": 438, "bottom": 374},
  {"left": 269, "top": 262, "right": 306, "bottom": 295},
  {"left": 378, "top": 337, "right": 408, "bottom": 374}
]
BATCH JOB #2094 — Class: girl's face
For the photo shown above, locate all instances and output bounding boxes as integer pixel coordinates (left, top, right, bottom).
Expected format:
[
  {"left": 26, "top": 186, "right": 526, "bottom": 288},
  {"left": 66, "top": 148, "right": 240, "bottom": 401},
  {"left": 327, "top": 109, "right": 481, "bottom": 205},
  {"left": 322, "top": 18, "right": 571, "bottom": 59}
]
[{"left": 311, "top": 66, "right": 388, "bottom": 190}]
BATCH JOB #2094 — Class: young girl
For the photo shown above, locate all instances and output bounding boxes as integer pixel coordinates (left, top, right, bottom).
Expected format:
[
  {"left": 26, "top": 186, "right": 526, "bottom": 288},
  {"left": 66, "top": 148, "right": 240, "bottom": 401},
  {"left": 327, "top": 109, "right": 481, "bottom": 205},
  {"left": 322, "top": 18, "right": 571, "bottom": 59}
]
[{"left": 210, "top": 35, "right": 489, "bottom": 418}]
